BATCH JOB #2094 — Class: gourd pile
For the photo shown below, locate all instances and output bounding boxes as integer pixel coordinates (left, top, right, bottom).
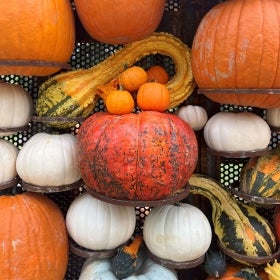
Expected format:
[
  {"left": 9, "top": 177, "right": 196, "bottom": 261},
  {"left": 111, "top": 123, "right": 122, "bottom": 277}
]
[{"left": 1, "top": 0, "right": 280, "bottom": 280}]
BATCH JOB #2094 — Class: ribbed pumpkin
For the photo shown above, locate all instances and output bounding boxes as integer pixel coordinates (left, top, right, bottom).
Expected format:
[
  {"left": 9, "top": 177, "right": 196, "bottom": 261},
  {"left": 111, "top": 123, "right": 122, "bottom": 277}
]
[
  {"left": 0, "top": 191, "right": 69, "bottom": 280},
  {"left": 191, "top": 0, "right": 280, "bottom": 108},
  {"left": 240, "top": 145, "right": 280, "bottom": 198},
  {"left": 0, "top": 0, "right": 75, "bottom": 76},
  {"left": 74, "top": 0, "right": 166, "bottom": 45},
  {"left": 77, "top": 111, "right": 198, "bottom": 201}
]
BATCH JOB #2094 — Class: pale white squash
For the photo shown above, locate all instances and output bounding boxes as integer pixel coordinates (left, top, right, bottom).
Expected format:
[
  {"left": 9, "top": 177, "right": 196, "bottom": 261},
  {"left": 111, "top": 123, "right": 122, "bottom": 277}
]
[
  {"left": 0, "top": 81, "right": 33, "bottom": 136},
  {"left": 176, "top": 105, "right": 208, "bottom": 130},
  {"left": 266, "top": 107, "right": 280, "bottom": 127},
  {"left": 143, "top": 203, "right": 212, "bottom": 262},
  {"left": 203, "top": 111, "right": 271, "bottom": 152},
  {"left": 79, "top": 257, "right": 178, "bottom": 280},
  {"left": 0, "top": 139, "right": 18, "bottom": 184},
  {"left": 16, "top": 132, "right": 81, "bottom": 186},
  {"left": 66, "top": 193, "right": 136, "bottom": 250}
]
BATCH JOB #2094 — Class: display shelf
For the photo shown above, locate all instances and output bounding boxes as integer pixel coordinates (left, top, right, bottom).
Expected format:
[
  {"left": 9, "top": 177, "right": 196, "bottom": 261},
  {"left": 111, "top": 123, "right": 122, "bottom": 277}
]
[{"left": 0, "top": 176, "right": 20, "bottom": 191}]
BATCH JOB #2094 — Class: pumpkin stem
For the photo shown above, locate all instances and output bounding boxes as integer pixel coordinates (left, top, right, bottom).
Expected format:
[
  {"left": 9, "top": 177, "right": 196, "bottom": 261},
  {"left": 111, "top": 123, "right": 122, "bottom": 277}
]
[{"left": 122, "top": 235, "right": 143, "bottom": 258}]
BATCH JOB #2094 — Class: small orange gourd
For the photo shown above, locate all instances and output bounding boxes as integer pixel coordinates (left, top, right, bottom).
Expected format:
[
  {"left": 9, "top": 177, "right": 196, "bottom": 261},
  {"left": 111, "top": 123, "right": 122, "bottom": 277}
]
[
  {"left": 146, "top": 65, "right": 169, "bottom": 84},
  {"left": 118, "top": 66, "right": 148, "bottom": 92},
  {"left": 137, "top": 82, "right": 170, "bottom": 112},
  {"left": 105, "top": 89, "right": 135, "bottom": 115}
]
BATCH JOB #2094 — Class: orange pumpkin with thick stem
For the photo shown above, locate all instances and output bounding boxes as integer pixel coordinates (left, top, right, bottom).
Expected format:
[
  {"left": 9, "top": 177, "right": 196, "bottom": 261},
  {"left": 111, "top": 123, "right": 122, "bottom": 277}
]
[
  {"left": 137, "top": 82, "right": 170, "bottom": 112},
  {"left": 0, "top": 0, "right": 75, "bottom": 76},
  {"left": 73, "top": 0, "right": 166, "bottom": 44},
  {"left": 0, "top": 191, "right": 69, "bottom": 280},
  {"left": 191, "top": 0, "right": 280, "bottom": 108},
  {"left": 77, "top": 111, "right": 198, "bottom": 201}
]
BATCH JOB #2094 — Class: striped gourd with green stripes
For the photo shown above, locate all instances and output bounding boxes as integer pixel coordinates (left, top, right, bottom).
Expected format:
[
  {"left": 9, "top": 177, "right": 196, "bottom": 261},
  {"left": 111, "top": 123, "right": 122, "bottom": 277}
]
[
  {"left": 240, "top": 145, "right": 280, "bottom": 198},
  {"left": 189, "top": 174, "right": 276, "bottom": 259}
]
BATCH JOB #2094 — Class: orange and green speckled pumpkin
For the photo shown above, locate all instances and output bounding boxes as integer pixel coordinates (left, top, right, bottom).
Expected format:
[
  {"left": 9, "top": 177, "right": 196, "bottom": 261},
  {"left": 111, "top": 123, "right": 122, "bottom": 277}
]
[
  {"left": 0, "top": 192, "right": 69, "bottom": 280},
  {"left": 77, "top": 111, "right": 198, "bottom": 201},
  {"left": 191, "top": 0, "right": 280, "bottom": 108}
]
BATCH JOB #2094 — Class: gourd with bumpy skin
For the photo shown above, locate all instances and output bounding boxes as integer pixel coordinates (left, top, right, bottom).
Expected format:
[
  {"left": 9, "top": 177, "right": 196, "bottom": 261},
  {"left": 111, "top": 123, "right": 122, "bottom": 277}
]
[
  {"left": 189, "top": 174, "right": 277, "bottom": 259},
  {"left": 240, "top": 145, "right": 280, "bottom": 198},
  {"left": 16, "top": 132, "right": 81, "bottom": 188},
  {"left": 77, "top": 111, "right": 198, "bottom": 201},
  {"left": 79, "top": 257, "right": 178, "bottom": 280},
  {"left": 35, "top": 32, "right": 194, "bottom": 128},
  {"left": 0, "top": 192, "right": 69, "bottom": 280},
  {"left": 66, "top": 193, "right": 136, "bottom": 250}
]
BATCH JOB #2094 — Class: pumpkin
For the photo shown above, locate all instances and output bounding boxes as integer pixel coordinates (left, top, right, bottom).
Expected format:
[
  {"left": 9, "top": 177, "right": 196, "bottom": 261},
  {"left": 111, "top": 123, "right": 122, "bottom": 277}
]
[
  {"left": 0, "top": 81, "right": 33, "bottom": 136},
  {"left": 77, "top": 111, "right": 198, "bottom": 201},
  {"left": 273, "top": 205, "right": 280, "bottom": 243},
  {"left": 266, "top": 108, "right": 280, "bottom": 128},
  {"left": 66, "top": 192, "right": 136, "bottom": 250},
  {"left": 240, "top": 145, "right": 280, "bottom": 198},
  {"left": 0, "top": 191, "right": 69, "bottom": 280},
  {"left": 35, "top": 33, "right": 194, "bottom": 128},
  {"left": 137, "top": 82, "right": 170, "bottom": 112},
  {"left": 0, "top": 0, "right": 75, "bottom": 76},
  {"left": 191, "top": 0, "right": 280, "bottom": 108},
  {"left": 79, "top": 257, "right": 178, "bottom": 280},
  {"left": 203, "top": 112, "right": 271, "bottom": 152},
  {"left": 189, "top": 174, "right": 277, "bottom": 258},
  {"left": 118, "top": 66, "right": 148, "bottom": 92},
  {"left": 105, "top": 89, "right": 135, "bottom": 115},
  {"left": 146, "top": 65, "right": 169, "bottom": 84},
  {"left": 73, "top": 0, "right": 166, "bottom": 45},
  {"left": 16, "top": 132, "right": 81, "bottom": 188},
  {"left": 0, "top": 139, "right": 18, "bottom": 184},
  {"left": 176, "top": 105, "right": 208, "bottom": 131},
  {"left": 143, "top": 203, "right": 212, "bottom": 262}
]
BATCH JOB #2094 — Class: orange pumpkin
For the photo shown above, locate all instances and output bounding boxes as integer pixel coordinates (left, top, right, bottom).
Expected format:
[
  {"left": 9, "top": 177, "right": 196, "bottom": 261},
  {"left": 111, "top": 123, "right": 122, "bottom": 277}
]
[
  {"left": 0, "top": 191, "right": 69, "bottom": 280},
  {"left": 146, "top": 65, "right": 169, "bottom": 84},
  {"left": 105, "top": 89, "right": 135, "bottom": 115},
  {"left": 118, "top": 66, "right": 148, "bottom": 92},
  {"left": 73, "top": 0, "right": 166, "bottom": 44},
  {"left": 0, "top": 0, "right": 75, "bottom": 76},
  {"left": 137, "top": 82, "right": 170, "bottom": 112},
  {"left": 191, "top": 0, "right": 280, "bottom": 108}
]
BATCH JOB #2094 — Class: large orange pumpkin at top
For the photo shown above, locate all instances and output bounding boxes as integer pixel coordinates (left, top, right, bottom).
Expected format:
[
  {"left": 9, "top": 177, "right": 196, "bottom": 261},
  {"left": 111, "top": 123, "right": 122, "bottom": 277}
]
[
  {"left": 0, "top": 0, "right": 75, "bottom": 76},
  {"left": 73, "top": 0, "right": 166, "bottom": 45},
  {"left": 0, "top": 191, "right": 69, "bottom": 280},
  {"left": 77, "top": 111, "right": 198, "bottom": 201},
  {"left": 191, "top": 0, "right": 280, "bottom": 108}
]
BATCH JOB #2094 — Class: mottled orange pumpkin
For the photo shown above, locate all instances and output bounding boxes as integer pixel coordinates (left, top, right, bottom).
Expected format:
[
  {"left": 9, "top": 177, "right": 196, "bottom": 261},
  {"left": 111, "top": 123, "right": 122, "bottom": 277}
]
[
  {"left": 77, "top": 111, "right": 198, "bottom": 200},
  {"left": 0, "top": 0, "right": 75, "bottom": 76},
  {"left": 191, "top": 0, "right": 280, "bottom": 108},
  {"left": 74, "top": 0, "right": 166, "bottom": 44},
  {"left": 0, "top": 192, "right": 69, "bottom": 280}
]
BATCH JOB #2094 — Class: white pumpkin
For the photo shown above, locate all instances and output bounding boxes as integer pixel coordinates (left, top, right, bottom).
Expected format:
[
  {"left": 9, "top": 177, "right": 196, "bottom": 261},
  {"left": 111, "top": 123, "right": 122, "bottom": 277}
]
[
  {"left": 203, "top": 111, "right": 271, "bottom": 152},
  {"left": 79, "top": 257, "right": 178, "bottom": 280},
  {"left": 0, "top": 139, "right": 18, "bottom": 184},
  {"left": 143, "top": 203, "right": 212, "bottom": 262},
  {"left": 0, "top": 81, "right": 33, "bottom": 136},
  {"left": 66, "top": 193, "right": 136, "bottom": 250},
  {"left": 266, "top": 107, "right": 280, "bottom": 127},
  {"left": 16, "top": 132, "right": 81, "bottom": 186},
  {"left": 176, "top": 105, "right": 208, "bottom": 130}
]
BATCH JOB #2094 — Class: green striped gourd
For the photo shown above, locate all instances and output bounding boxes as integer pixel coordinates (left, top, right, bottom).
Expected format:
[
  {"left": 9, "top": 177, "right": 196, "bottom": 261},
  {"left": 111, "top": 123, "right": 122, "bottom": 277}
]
[
  {"left": 189, "top": 174, "right": 276, "bottom": 259},
  {"left": 240, "top": 146, "right": 280, "bottom": 198},
  {"left": 35, "top": 32, "right": 194, "bottom": 128}
]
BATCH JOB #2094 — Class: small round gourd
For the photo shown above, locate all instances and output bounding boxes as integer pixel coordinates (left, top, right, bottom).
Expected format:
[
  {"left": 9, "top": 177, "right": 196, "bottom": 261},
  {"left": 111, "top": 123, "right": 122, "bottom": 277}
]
[
  {"left": 143, "top": 203, "right": 212, "bottom": 262},
  {"left": 79, "top": 257, "right": 178, "bottom": 280},
  {"left": 0, "top": 139, "right": 18, "bottom": 184},
  {"left": 16, "top": 132, "right": 81, "bottom": 187},
  {"left": 0, "top": 81, "right": 33, "bottom": 136},
  {"left": 146, "top": 65, "right": 169, "bottom": 84},
  {"left": 203, "top": 111, "right": 271, "bottom": 152},
  {"left": 66, "top": 193, "right": 136, "bottom": 250},
  {"left": 266, "top": 108, "right": 280, "bottom": 128},
  {"left": 176, "top": 105, "right": 208, "bottom": 131}
]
